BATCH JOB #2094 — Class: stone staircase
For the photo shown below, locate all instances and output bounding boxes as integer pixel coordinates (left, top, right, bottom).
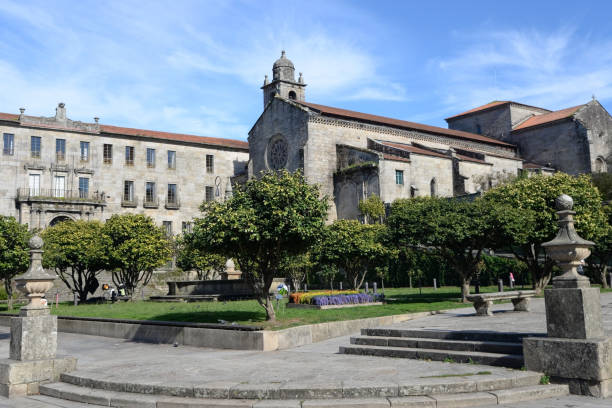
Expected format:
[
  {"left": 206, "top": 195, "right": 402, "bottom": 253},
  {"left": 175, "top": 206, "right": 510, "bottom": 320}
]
[
  {"left": 340, "top": 328, "right": 545, "bottom": 368},
  {"left": 37, "top": 367, "right": 569, "bottom": 407}
]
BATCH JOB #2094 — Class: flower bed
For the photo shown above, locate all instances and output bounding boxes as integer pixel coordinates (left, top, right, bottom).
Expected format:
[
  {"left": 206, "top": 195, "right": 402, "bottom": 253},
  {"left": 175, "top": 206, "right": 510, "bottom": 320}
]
[{"left": 288, "top": 290, "right": 384, "bottom": 307}]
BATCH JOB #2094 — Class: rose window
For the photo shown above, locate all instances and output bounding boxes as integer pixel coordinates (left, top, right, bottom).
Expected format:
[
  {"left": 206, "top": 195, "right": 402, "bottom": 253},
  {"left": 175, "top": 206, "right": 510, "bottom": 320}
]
[{"left": 268, "top": 138, "right": 288, "bottom": 170}]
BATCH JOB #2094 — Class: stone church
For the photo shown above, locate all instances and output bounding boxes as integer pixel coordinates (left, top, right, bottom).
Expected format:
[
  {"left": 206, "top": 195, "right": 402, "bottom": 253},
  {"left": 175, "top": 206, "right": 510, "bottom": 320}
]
[{"left": 249, "top": 52, "right": 612, "bottom": 220}]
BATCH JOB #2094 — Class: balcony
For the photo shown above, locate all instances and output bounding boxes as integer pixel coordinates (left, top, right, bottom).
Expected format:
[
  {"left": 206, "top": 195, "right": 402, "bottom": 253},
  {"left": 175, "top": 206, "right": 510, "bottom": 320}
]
[
  {"left": 16, "top": 188, "right": 106, "bottom": 204},
  {"left": 125, "top": 159, "right": 134, "bottom": 166},
  {"left": 121, "top": 195, "right": 138, "bottom": 208},
  {"left": 165, "top": 197, "right": 180, "bottom": 210},
  {"left": 56, "top": 152, "right": 65, "bottom": 162},
  {"left": 143, "top": 196, "right": 159, "bottom": 208}
]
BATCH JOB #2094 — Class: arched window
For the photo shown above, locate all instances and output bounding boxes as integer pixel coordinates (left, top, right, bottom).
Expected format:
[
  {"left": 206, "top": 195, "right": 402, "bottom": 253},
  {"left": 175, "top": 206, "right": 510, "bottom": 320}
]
[
  {"left": 288, "top": 91, "right": 297, "bottom": 100},
  {"left": 430, "top": 178, "right": 437, "bottom": 197},
  {"left": 595, "top": 157, "right": 607, "bottom": 173}
]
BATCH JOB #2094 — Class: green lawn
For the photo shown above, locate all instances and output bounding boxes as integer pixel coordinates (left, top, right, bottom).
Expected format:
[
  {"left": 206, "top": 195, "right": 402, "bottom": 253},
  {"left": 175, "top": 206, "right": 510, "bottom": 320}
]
[
  {"left": 0, "top": 286, "right": 503, "bottom": 330},
  {"left": 1, "top": 284, "right": 609, "bottom": 330}
]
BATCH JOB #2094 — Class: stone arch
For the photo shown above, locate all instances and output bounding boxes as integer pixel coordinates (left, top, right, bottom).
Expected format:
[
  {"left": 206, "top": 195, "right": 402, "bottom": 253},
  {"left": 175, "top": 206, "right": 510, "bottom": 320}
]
[
  {"left": 288, "top": 90, "right": 297, "bottom": 100},
  {"left": 595, "top": 157, "right": 607, "bottom": 173},
  {"left": 430, "top": 178, "right": 437, "bottom": 197},
  {"left": 49, "top": 215, "right": 74, "bottom": 227}
]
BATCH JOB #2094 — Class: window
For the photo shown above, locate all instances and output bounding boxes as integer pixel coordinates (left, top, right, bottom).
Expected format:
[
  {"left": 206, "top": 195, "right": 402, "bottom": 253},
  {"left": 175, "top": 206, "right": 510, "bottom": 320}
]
[
  {"left": 103, "top": 144, "right": 113, "bottom": 164},
  {"left": 80, "top": 141, "right": 90, "bottom": 162},
  {"left": 206, "top": 155, "right": 214, "bottom": 173},
  {"left": 205, "top": 186, "right": 214, "bottom": 202},
  {"left": 162, "top": 221, "right": 172, "bottom": 237},
  {"left": 430, "top": 178, "right": 437, "bottom": 197},
  {"left": 53, "top": 175, "right": 65, "bottom": 198},
  {"left": 395, "top": 170, "right": 404, "bottom": 185},
  {"left": 146, "top": 148, "right": 155, "bottom": 168},
  {"left": 3, "top": 133, "right": 14, "bottom": 155},
  {"left": 125, "top": 146, "right": 134, "bottom": 166},
  {"left": 167, "top": 184, "right": 177, "bottom": 204},
  {"left": 78, "top": 177, "right": 89, "bottom": 198},
  {"left": 31, "top": 136, "right": 41, "bottom": 158},
  {"left": 123, "top": 181, "right": 134, "bottom": 202},
  {"left": 29, "top": 174, "right": 40, "bottom": 196},
  {"left": 145, "top": 182, "right": 156, "bottom": 203},
  {"left": 56, "top": 139, "right": 66, "bottom": 161},
  {"left": 182, "top": 221, "right": 192, "bottom": 233},
  {"left": 167, "top": 150, "right": 176, "bottom": 169},
  {"left": 288, "top": 90, "right": 297, "bottom": 100}
]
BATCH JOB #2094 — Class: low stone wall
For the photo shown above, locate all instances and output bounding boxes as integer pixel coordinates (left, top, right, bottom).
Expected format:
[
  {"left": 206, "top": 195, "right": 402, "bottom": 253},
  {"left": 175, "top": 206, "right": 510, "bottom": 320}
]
[{"left": 0, "top": 310, "right": 442, "bottom": 351}]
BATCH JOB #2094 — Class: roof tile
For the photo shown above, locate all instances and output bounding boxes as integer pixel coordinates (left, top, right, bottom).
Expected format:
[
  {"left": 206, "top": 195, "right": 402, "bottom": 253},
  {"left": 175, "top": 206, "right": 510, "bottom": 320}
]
[
  {"left": 512, "top": 105, "right": 584, "bottom": 132},
  {"left": 445, "top": 101, "right": 510, "bottom": 120}
]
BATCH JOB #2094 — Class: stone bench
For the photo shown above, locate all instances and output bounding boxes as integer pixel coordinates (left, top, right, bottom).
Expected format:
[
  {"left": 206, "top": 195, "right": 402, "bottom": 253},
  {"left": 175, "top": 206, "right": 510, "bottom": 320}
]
[{"left": 466, "top": 290, "right": 537, "bottom": 316}]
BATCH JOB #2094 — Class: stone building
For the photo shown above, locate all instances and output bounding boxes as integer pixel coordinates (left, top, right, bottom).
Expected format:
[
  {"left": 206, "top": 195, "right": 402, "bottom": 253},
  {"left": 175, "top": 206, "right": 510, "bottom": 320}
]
[
  {"left": 0, "top": 103, "right": 249, "bottom": 231},
  {"left": 249, "top": 53, "right": 523, "bottom": 220}
]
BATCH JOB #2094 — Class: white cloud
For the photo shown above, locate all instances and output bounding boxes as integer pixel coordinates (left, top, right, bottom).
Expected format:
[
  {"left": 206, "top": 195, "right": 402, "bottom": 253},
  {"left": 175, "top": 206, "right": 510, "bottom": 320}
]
[{"left": 432, "top": 27, "right": 612, "bottom": 115}]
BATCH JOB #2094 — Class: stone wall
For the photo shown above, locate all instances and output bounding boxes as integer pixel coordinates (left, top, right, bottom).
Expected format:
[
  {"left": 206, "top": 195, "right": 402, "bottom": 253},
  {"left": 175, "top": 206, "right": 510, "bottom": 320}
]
[
  {"left": 0, "top": 121, "right": 248, "bottom": 231},
  {"left": 447, "top": 105, "right": 512, "bottom": 141},
  {"left": 574, "top": 101, "right": 612, "bottom": 173}
]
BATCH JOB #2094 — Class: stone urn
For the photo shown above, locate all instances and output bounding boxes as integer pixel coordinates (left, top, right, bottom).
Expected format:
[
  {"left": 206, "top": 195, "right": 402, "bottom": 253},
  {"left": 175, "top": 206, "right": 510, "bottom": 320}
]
[
  {"left": 541, "top": 194, "right": 594, "bottom": 288},
  {"left": 14, "top": 234, "right": 57, "bottom": 311}
]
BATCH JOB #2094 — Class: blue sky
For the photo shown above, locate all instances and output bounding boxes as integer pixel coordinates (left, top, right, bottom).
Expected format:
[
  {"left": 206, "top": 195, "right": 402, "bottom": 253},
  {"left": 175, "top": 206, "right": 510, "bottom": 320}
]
[{"left": 1, "top": 0, "right": 612, "bottom": 141}]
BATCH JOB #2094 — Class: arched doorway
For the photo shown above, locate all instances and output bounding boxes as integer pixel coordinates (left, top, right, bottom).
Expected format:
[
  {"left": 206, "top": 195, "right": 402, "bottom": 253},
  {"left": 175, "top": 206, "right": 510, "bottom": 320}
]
[{"left": 49, "top": 215, "right": 72, "bottom": 226}]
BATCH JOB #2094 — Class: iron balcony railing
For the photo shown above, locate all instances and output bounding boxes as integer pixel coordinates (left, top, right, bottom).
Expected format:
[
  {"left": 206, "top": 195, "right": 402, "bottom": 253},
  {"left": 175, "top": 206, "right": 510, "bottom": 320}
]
[
  {"left": 165, "top": 196, "right": 180, "bottom": 209},
  {"left": 121, "top": 195, "right": 138, "bottom": 207},
  {"left": 17, "top": 188, "right": 106, "bottom": 203},
  {"left": 143, "top": 196, "right": 159, "bottom": 208}
]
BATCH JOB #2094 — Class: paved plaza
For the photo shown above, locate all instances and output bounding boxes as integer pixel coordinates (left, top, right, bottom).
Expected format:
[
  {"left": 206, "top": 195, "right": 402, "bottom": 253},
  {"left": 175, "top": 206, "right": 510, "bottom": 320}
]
[{"left": 0, "top": 293, "right": 610, "bottom": 407}]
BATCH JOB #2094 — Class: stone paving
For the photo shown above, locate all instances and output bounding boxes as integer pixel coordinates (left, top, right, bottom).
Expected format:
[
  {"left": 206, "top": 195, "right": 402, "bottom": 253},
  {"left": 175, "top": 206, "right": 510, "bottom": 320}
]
[{"left": 0, "top": 293, "right": 610, "bottom": 407}]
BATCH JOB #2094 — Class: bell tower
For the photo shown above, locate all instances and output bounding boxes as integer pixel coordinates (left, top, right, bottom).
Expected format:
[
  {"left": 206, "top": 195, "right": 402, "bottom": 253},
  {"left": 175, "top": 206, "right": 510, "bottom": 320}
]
[{"left": 262, "top": 51, "right": 306, "bottom": 108}]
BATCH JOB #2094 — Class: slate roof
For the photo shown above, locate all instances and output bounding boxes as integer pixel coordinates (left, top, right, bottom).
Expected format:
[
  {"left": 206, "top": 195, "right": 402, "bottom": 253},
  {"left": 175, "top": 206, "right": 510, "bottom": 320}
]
[
  {"left": 296, "top": 101, "right": 515, "bottom": 148},
  {"left": 512, "top": 105, "right": 584, "bottom": 132}
]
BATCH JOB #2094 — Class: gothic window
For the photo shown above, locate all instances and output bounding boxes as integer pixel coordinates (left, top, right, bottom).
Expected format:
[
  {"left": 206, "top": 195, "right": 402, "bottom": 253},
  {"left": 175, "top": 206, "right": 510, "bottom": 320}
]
[
  {"left": 267, "top": 136, "right": 288, "bottom": 170},
  {"left": 595, "top": 157, "right": 607, "bottom": 173},
  {"left": 288, "top": 91, "right": 297, "bottom": 100},
  {"left": 430, "top": 178, "right": 437, "bottom": 197}
]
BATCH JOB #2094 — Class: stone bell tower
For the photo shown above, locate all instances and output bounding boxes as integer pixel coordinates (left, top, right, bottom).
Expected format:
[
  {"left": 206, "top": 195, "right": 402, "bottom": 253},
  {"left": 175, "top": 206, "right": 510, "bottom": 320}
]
[{"left": 262, "top": 51, "right": 306, "bottom": 108}]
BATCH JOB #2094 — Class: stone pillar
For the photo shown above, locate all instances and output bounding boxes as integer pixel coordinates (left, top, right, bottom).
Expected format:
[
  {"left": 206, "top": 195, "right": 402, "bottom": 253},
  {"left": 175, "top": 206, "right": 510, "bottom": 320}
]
[
  {"left": 523, "top": 195, "right": 612, "bottom": 398},
  {"left": 221, "top": 258, "right": 241, "bottom": 280},
  {"left": 0, "top": 235, "right": 77, "bottom": 398}
]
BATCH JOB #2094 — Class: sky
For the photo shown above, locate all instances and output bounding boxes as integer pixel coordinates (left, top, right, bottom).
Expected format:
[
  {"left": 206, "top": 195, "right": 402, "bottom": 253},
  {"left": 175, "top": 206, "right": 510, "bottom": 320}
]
[{"left": 1, "top": 0, "right": 612, "bottom": 141}]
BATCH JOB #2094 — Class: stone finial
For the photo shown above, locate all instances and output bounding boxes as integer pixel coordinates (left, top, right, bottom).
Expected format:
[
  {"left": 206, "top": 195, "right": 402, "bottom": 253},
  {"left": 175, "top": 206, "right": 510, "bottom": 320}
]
[
  {"left": 225, "top": 258, "right": 235, "bottom": 273},
  {"left": 555, "top": 194, "right": 573, "bottom": 211},
  {"left": 94, "top": 117, "right": 99, "bottom": 124},
  {"left": 281, "top": 50, "right": 286, "bottom": 58},
  {"left": 263, "top": 75, "right": 269, "bottom": 86},
  {"left": 298, "top": 72, "right": 304, "bottom": 84},
  {"left": 55, "top": 102, "right": 67, "bottom": 122},
  {"left": 19, "top": 108, "right": 25, "bottom": 115},
  {"left": 542, "top": 194, "right": 594, "bottom": 287},
  {"left": 15, "top": 234, "right": 57, "bottom": 312}
]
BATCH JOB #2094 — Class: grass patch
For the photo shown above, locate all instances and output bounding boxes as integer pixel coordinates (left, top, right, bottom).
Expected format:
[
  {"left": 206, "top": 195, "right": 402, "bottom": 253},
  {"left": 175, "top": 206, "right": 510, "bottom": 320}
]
[
  {"left": 0, "top": 285, "right": 533, "bottom": 330},
  {"left": 421, "top": 371, "right": 492, "bottom": 378}
]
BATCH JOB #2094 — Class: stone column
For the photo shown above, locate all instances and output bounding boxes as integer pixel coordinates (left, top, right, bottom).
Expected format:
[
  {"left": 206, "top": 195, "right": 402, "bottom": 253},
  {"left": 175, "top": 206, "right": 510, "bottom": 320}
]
[
  {"left": 0, "top": 235, "right": 77, "bottom": 398},
  {"left": 523, "top": 195, "right": 612, "bottom": 398}
]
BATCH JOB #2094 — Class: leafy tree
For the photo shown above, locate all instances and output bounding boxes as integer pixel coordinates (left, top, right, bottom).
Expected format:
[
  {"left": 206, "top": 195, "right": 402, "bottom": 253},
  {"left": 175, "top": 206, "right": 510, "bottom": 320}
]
[
  {"left": 586, "top": 204, "right": 612, "bottom": 288},
  {"left": 387, "top": 197, "right": 525, "bottom": 302},
  {"left": 317, "top": 220, "right": 394, "bottom": 290},
  {"left": 103, "top": 214, "right": 172, "bottom": 297},
  {"left": 484, "top": 173, "right": 606, "bottom": 292},
  {"left": 358, "top": 194, "right": 385, "bottom": 224},
  {"left": 42, "top": 220, "right": 110, "bottom": 302},
  {"left": 191, "top": 171, "right": 328, "bottom": 321},
  {"left": 0, "top": 217, "right": 30, "bottom": 310},
  {"left": 278, "top": 252, "right": 313, "bottom": 292},
  {"left": 176, "top": 233, "right": 225, "bottom": 280},
  {"left": 591, "top": 173, "right": 612, "bottom": 201}
]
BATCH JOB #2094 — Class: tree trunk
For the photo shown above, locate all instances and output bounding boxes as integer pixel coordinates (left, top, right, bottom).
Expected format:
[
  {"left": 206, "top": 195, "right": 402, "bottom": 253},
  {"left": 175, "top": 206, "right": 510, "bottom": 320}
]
[
  {"left": 600, "top": 265, "right": 609, "bottom": 289},
  {"left": 263, "top": 298, "right": 276, "bottom": 321},
  {"left": 461, "top": 277, "right": 470, "bottom": 303},
  {"left": 5, "top": 280, "right": 13, "bottom": 311}
]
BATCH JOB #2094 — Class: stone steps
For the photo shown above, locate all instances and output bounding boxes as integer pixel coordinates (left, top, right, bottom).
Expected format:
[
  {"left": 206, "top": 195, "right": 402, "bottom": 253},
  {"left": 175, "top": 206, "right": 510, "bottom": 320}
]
[
  {"left": 39, "top": 381, "right": 570, "bottom": 407},
  {"left": 340, "top": 328, "right": 539, "bottom": 369},
  {"left": 340, "top": 344, "right": 524, "bottom": 368},
  {"left": 351, "top": 336, "right": 524, "bottom": 355}
]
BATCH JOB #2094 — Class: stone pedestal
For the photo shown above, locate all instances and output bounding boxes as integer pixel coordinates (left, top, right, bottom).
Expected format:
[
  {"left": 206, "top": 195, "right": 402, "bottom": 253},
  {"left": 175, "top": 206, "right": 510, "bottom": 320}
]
[
  {"left": 0, "top": 234, "right": 77, "bottom": 398},
  {"left": 523, "top": 195, "right": 611, "bottom": 398}
]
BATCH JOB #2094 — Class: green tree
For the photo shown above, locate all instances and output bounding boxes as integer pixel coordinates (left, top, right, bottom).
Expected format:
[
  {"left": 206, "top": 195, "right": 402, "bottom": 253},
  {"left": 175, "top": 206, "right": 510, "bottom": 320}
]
[
  {"left": 591, "top": 173, "right": 612, "bottom": 201},
  {"left": 586, "top": 204, "right": 612, "bottom": 288},
  {"left": 176, "top": 233, "right": 225, "bottom": 280},
  {"left": 0, "top": 217, "right": 30, "bottom": 310},
  {"left": 103, "top": 214, "right": 172, "bottom": 297},
  {"left": 387, "top": 197, "right": 524, "bottom": 302},
  {"left": 317, "top": 220, "right": 394, "bottom": 290},
  {"left": 278, "top": 252, "right": 313, "bottom": 292},
  {"left": 42, "top": 220, "right": 110, "bottom": 302},
  {"left": 484, "top": 173, "right": 606, "bottom": 292},
  {"left": 191, "top": 171, "right": 328, "bottom": 321},
  {"left": 358, "top": 194, "right": 385, "bottom": 224}
]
